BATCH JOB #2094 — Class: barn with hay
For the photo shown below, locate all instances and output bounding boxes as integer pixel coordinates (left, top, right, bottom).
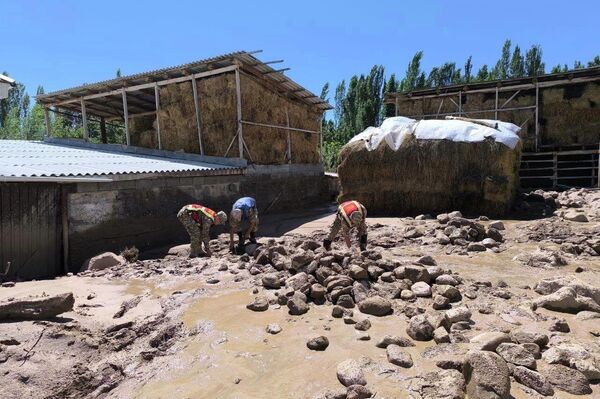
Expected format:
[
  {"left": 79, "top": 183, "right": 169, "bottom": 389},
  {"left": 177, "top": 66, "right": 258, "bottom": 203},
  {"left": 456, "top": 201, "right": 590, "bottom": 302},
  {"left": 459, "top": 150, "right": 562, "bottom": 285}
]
[
  {"left": 337, "top": 117, "right": 522, "bottom": 216},
  {"left": 385, "top": 67, "right": 600, "bottom": 189},
  {"left": 0, "top": 51, "right": 332, "bottom": 280}
]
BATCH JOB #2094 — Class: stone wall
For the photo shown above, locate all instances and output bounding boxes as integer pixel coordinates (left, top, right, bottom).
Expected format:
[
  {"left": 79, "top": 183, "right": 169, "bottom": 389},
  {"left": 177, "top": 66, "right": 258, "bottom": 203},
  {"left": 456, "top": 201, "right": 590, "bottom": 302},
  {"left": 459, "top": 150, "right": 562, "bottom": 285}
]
[{"left": 66, "top": 165, "right": 328, "bottom": 271}]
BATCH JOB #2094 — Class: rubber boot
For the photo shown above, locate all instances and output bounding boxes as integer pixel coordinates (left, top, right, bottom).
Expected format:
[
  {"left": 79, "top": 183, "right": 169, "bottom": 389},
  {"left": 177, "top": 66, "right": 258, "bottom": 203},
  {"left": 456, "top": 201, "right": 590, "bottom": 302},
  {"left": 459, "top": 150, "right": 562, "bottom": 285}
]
[
  {"left": 249, "top": 231, "right": 257, "bottom": 244},
  {"left": 359, "top": 234, "right": 367, "bottom": 251},
  {"left": 323, "top": 239, "right": 332, "bottom": 251},
  {"left": 236, "top": 232, "right": 245, "bottom": 253}
]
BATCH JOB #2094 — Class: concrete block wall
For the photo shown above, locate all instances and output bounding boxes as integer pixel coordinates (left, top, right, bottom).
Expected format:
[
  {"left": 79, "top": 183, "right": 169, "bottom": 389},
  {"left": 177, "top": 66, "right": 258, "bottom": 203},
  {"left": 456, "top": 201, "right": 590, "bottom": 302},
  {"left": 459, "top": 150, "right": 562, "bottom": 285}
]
[{"left": 67, "top": 164, "right": 328, "bottom": 271}]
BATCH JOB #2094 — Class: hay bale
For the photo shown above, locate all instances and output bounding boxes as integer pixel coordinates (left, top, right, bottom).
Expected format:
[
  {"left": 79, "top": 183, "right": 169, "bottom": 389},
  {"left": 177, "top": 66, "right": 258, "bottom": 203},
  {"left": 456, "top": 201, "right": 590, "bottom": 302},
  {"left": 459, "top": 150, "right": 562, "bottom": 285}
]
[{"left": 337, "top": 121, "right": 521, "bottom": 216}]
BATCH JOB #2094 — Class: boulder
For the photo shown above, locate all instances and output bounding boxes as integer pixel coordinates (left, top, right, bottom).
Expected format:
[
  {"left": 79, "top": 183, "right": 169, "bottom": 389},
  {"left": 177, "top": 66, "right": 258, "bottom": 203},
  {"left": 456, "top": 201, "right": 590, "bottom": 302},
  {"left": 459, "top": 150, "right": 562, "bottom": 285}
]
[
  {"left": 336, "top": 294, "right": 355, "bottom": 309},
  {"left": 445, "top": 306, "right": 472, "bottom": 323},
  {"left": 307, "top": 336, "right": 329, "bottom": 351},
  {"left": 564, "top": 211, "right": 588, "bottom": 222},
  {"left": 496, "top": 343, "right": 536, "bottom": 369},
  {"left": 0, "top": 292, "right": 74, "bottom": 321},
  {"left": 407, "top": 314, "right": 435, "bottom": 341},
  {"left": 489, "top": 221, "right": 505, "bottom": 230},
  {"left": 540, "top": 363, "right": 592, "bottom": 395},
  {"left": 290, "top": 251, "right": 314, "bottom": 271},
  {"left": 354, "top": 319, "right": 371, "bottom": 331},
  {"left": 417, "top": 255, "right": 437, "bottom": 266},
  {"left": 375, "top": 335, "right": 414, "bottom": 348},
  {"left": 534, "top": 276, "right": 600, "bottom": 305},
  {"left": 463, "top": 351, "right": 511, "bottom": 399},
  {"left": 287, "top": 293, "right": 309, "bottom": 315},
  {"left": 310, "top": 284, "right": 326, "bottom": 300},
  {"left": 286, "top": 272, "right": 310, "bottom": 292},
  {"left": 534, "top": 286, "right": 600, "bottom": 313},
  {"left": 467, "top": 243, "right": 486, "bottom": 252},
  {"left": 349, "top": 265, "right": 368, "bottom": 280},
  {"left": 246, "top": 296, "right": 269, "bottom": 312},
  {"left": 510, "top": 328, "right": 549, "bottom": 347},
  {"left": 407, "top": 369, "right": 465, "bottom": 399},
  {"left": 352, "top": 281, "right": 369, "bottom": 303},
  {"left": 432, "top": 295, "right": 450, "bottom": 310},
  {"left": 435, "top": 285, "right": 462, "bottom": 302},
  {"left": 542, "top": 342, "right": 600, "bottom": 381},
  {"left": 436, "top": 274, "right": 458, "bottom": 286},
  {"left": 336, "top": 359, "right": 366, "bottom": 387},
  {"left": 512, "top": 366, "right": 554, "bottom": 396},
  {"left": 345, "top": 384, "right": 372, "bottom": 399},
  {"left": 84, "top": 252, "right": 125, "bottom": 271},
  {"left": 411, "top": 282, "right": 432, "bottom": 297},
  {"left": 470, "top": 332, "right": 511, "bottom": 352},
  {"left": 331, "top": 305, "right": 345, "bottom": 318},
  {"left": 166, "top": 244, "right": 190, "bottom": 257},
  {"left": 357, "top": 296, "right": 391, "bottom": 316},
  {"left": 404, "top": 265, "right": 431, "bottom": 284},
  {"left": 486, "top": 227, "right": 504, "bottom": 243},
  {"left": 386, "top": 344, "right": 413, "bottom": 368},
  {"left": 434, "top": 327, "right": 451, "bottom": 344},
  {"left": 400, "top": 289, "right": 416, "bottom": 301},
  {"left": 262, "top": 273, "right": 281, "bottom": 289}
]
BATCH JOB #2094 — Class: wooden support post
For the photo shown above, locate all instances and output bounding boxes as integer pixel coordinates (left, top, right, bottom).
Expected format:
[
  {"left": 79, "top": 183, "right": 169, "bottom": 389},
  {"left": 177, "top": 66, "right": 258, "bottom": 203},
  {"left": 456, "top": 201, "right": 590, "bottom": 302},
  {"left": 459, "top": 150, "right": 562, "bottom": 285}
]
[
  {"left": 395, "top": 97, "right": 399, "bottom": 116},
  {"left": 319, "top": 115, "right": 324, "bottom": 164},
  {"left": 286, "top": 107, "right": 291, "bottom": 164},
  {"left": 235, "top": 68, "right": 243, "bottom": 159},
  {"left": 494, "top": 87, "right": 499, "bottom": 120},
  {"left": 552, "top": 152, "right": 558, "bottom": 189},
  {"left": 61, "top": 186, "right": 69, "bottom": 274},
  {"left": 80, "top": 98, "right": 89, "bottom": 141},
  {"left": 535, "top": 84, "right": 539, "bottom": 152},
  {"left": 43, "top": 106, "right": 51, "bottom": 137},
  {"left": 100, "top": 117, "right": 107, "bottom": 143},
  {"left": 154, "top": 84, "right": 162, "bottom": 150},
  {"left": 122, "top": 89, "right": 130, "bottom": 146},
  {"left": 458, "top": 92, "right": 462, "bottom": 116},
  {"left": 191, "top": 78, "right": 204, "bottom": 155}
]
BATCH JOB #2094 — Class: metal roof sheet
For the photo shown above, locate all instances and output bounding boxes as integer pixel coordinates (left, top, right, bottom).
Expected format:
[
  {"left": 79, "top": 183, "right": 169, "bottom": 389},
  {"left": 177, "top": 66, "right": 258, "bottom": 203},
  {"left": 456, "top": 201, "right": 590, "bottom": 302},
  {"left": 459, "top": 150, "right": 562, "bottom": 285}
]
[{"left": 0, "top": 140, "right": 243, "bottom": 181}]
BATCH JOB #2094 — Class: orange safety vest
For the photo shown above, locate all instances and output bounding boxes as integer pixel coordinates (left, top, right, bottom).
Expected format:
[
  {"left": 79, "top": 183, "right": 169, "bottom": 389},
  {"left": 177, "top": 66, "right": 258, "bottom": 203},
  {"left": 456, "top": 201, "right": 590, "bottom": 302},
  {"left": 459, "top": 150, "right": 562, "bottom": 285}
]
[
  {"left": 338, "top": 201, "right": 364, "bottom": 226},
  {"left": 185, "top": 204, "right": 216, "bottom": 224}
]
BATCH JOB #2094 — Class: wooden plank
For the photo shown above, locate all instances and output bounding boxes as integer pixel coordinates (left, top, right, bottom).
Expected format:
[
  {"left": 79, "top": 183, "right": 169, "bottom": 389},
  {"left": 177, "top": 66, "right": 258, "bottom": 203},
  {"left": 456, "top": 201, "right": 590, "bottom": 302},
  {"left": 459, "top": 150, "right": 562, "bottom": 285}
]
[
  {"left": 191, "top": 78, "right": 204, "bottom": 155},
  {"left": 535, "top": 84, "right": 539, "bottom": 152},
  {"left": 286, "top": 108, "right": 291, "bottom": 163},
  {"left": 235, "top": 68, "right": 243, "bottom": 159},
  {"left": 154, "top": 84, "right": 162, "bottom": 150},
  {"left": 122, "top": 89, "right": 130, "bottom": 146},
  {"left": 240, "top": 120, "right": 320, "bottom": 135},
  {"left": 61, "top": 186, "right": 69, "bottom": 274},
  {"left": 81, "top": 98, "right": 89, "bottom": 141}
]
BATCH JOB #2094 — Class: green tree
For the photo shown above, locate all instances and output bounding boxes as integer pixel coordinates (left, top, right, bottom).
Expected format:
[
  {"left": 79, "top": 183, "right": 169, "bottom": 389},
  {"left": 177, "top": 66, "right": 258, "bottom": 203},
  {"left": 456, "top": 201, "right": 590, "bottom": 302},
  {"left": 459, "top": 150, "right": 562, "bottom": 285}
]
[
  {"left": 382, "top": 74, "right": 398, "bottom": 118},
  {"left": 402, "top": 51, "right": 423, "bottom": 91},
  {"left": 494, "top": 39, "right": 512, "bottom": 79},
  {"left": 587, "top": 56, "right": 600, "bottom": 67},
  {"left": 509, "top": 45, "right": 525, "bottom": 77},
  {"left": 116, "top": 68, "right": 122, "bottom": 77},
  {"left": 475, "top": 64, "right": 490, "bottom": 81},
  {"left": 525, "top": 45, "right": 545, "bottom": 76},
  {"left": 464, "top": 56, "right": 473, "bottom": 83}
]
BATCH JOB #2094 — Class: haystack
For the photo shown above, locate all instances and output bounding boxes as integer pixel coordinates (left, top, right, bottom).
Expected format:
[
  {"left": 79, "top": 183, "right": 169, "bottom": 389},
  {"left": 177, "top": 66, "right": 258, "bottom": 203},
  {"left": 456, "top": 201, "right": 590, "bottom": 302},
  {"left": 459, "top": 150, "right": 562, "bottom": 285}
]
[{"left": 337, "top": 117, "right": 522, "bottom": 216}]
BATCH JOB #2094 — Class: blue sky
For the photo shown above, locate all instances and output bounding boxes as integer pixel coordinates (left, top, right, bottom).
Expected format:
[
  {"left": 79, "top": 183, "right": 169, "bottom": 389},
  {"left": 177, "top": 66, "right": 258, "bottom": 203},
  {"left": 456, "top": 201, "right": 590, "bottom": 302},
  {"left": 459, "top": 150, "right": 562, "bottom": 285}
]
[{"left": 2, "top": 0, "right": 599, "bottom": 100}]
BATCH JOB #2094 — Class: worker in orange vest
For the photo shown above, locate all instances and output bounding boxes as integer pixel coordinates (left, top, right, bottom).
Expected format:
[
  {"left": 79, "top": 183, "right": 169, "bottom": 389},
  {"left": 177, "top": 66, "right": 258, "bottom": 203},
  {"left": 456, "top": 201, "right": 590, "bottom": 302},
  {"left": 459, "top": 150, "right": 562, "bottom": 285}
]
[
  {"left": 323, "top": 200, "right": 368, "bottom": 251},
  {"left": 177, "top": 204, "right": 227, "bottom": 257}
]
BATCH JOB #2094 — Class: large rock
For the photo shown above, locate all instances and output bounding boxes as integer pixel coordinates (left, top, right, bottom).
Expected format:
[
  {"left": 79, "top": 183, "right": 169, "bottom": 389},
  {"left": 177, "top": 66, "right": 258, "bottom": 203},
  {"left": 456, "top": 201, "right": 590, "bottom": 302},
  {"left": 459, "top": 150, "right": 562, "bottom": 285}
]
[
  {"left": 287, "top": 293, "right": 309, "bottom": 315},
  {"left": 540, "top": 363, "right": 592, "bottom": 395},
  {"left": 375, "top": 335, "right": 415, "bottom": 348},
  {"left": 307, "top": 336, "right": 329, "bottom": 351},
  {"left": 290, "top": 251, "right": 314, "bottom": 271},
  {"left": 404, "top": 265, "right": 431, "bottom": 284},
  {"left": 0, "top": 293, "right": 74, "bottom": 321},
  {"left": 262, "top": 273, "right": 281, "bottom": 289},
  {"left": 336, "top": 359, "right": 366, "bottom": 387},
  {"left": 386, "top": 344, "right": 413, "bottom": 367},
  {"left": 286, "top": 272, "right": 310, "bottom": 292},
  {"left": 445, "top": 306, "right": 472, "bottom": 323},
  {"left": 470, "top": 332, "right": 511, "bottom": 352},
  {"left": 411, "top": 282, "right": 432, "bottom": 297},
  {"left": 407, "top": 314, "right": 435, "bottom": 341},
  {"left": 349, "top": 265, "right": 368, "bottom": 280},
  {"left": 512, "top": 366, "right": 554, "bottom": 396},
  {"left": 167, "top": 244, "right": 190, "bottom": 257},
  {"left": 84, "top": 252, "right": 125, "bottom": 271},
  {"left": 534, "top": 286, "right": 600, "bottom": 313},
  {"left": 463, "top": 351, "right": 511, "bottom": 399},
  {"left": 496, "top": 343, "right": 536, "bottom": 369},
  {"left": 510, "top": 327, "right": 549, "bottom": 347},
  {"left": 542, "top": 342, "right": 600, "bottom": 381},
  {"left": 246, "top": 296, "right": 269, "bottom": 312},
  {"left": 534, "top": 276, "right": 600, "bottom": 305},
  {"left": 407, "top": 369, "right": 465, "bottom": 399},
  {"left": 564, "top": 210, "right": 588, "bottom": 222},
  {"left": 357, "top": 296, "right": 391, "bottom": 316}
]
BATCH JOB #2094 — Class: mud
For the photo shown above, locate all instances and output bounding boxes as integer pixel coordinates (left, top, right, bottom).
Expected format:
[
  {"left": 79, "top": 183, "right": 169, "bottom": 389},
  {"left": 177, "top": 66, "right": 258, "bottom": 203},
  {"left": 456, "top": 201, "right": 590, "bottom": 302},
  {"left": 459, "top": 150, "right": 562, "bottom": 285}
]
[{"left": 0, "top": 188, "right": 598, "bottom": 399}]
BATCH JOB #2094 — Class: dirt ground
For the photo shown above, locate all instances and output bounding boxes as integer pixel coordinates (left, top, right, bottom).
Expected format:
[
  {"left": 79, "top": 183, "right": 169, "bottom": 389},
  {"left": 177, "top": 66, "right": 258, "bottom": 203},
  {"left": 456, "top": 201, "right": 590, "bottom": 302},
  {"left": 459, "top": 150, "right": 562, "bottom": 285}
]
[{"left": 1, "top": 189, "right": 599, "bottom": 399}]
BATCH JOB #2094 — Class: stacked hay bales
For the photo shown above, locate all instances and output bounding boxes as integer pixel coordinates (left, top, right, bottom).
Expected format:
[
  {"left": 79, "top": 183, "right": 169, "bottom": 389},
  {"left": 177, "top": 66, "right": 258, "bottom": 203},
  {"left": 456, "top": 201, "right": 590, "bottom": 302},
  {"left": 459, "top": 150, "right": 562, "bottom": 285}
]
[
  {"left": 128, "top": 71, "right": 321, "bottom": 164},
  {"left": 337, "top": 119, "right": 521, "bottom": 216}
]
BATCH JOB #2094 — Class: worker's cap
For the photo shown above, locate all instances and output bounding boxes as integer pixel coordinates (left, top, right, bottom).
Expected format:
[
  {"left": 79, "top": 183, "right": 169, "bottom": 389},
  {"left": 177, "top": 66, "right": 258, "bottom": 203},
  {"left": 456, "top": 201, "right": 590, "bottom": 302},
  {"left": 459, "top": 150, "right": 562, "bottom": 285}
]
[
  {"left": 217, "top": 211, "right": 228, "bottom": 223},
  {"left": 230, "top": 209, "right": 243, "bottom": 222},
  {"left": 350, "top": 211, "right": 363, "bottom": 223}
]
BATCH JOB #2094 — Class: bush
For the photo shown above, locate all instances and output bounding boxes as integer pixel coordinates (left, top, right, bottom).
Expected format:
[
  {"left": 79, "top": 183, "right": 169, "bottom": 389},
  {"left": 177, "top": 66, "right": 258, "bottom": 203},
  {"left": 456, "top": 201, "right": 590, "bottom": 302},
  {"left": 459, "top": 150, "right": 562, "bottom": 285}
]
[{"left": 120, "top": 246, "right": 139, "bottom": 263}]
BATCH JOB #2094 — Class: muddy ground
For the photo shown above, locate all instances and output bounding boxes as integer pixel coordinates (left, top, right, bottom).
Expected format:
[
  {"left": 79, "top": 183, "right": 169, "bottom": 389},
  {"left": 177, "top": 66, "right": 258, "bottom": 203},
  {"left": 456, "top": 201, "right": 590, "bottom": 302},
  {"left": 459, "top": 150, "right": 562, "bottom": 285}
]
[{"left": 0, "top": 188, "right": 599, "bottom": 399}]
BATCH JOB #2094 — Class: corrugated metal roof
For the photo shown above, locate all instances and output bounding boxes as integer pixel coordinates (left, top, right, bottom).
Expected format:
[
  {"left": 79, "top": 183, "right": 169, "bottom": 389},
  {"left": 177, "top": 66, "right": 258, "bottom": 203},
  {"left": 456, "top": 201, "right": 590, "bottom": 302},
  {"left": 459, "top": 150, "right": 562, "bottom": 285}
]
[
  {"left": 0, "top": 140, "right": 243, "bottom": 181},
  {"left": 37, "top": 50, "right": 332, "bottom": 112}
]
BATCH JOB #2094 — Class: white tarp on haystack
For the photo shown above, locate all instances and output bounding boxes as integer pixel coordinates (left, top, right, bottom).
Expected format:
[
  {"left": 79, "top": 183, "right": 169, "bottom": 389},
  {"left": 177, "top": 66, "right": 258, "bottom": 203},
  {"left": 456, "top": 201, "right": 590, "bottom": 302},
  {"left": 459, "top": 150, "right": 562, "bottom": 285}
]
[{"left": 349, "top": 116, "right": 521, "bottom": 151}]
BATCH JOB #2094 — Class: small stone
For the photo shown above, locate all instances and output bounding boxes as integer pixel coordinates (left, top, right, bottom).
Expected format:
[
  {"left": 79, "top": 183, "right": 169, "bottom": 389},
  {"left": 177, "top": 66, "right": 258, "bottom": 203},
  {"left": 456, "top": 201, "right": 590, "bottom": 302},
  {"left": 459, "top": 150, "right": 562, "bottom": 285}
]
[
  {"left": 1, "top": 281, "right": 15, "bottom": 288},
  {"left": 349, "top": 265, "right": 368, "bottom": 280},
  {"left": 307, "top": 336, "right": 329, "bottom": 351},
  {"left": 470, "top": 332, "right": 511, "bottom": 352},
  {"left": 411, "top": 281, "right": 432, "bottom": 297},
  {"left": 357, "top": 296, "right": 391, "bottom": 316},
  {"left": 287, "top": 293, "right": 309, "bottom": 315},
  {"left": 262, "top": 273, "right": 281, "bottom": 289},
  {"left": 417, "top": 255, "right": 436, "bottom": 266},
  {"left": 513, "top": 366, "right": 554, "bottom": 396},
  {"left": 463, "top": 351, "right": 511, "bottom": 399},
  {"left": 354, "top": 319, "right": 371, "bottom": 331},
  {"left": 346, "top": 384, "right": 372, "bottom": 399},
  {"left": 386, "top": 344, "right": 413, "bottom": 367},
  {"left": 343, "top": 316, "right": 357, "bottom": 325},
  {"left": 356, "top": 333, "right": 370, "bottom": 341},
  {"left": 489, "top": 220, "right": 505, "bottom": 230},
  {"left": 246, "top": 296, "right": 269, "bottom": 312},
  {"left": 266, "top": 323, "right": 282, "bottom": 334},
  {"left": 336, "top": 294, "right": 355, "bottom": 309},
  {"left": 445, "top": 306, "right": 472, "bottom": 323},
  {"left": 406, "top": 314, "right": 435, "bottom": 341},
  {"left": 496, "top": 343, "right": 536, "bottom": 369},
  {"left": 467, "top": 242, "right": 486, "bottom": 252},
  {"left": 435, "top": 274, "right": 458, "bottom": 286},
  {"left": 522, "top": 343, "right": 541, "bottom": 359},
  {"left": 336, "top": 359, "right": 366, "bottom": 387},
  {"left": 332, "top": 306, "right": 344, "bottom": 318},
  {"left": 563, "top": 211, "right": 588, "bottom": 222},
  {"left": 400, "top": 289, "right": 416, "bottom": 300},
  {"left": 541, "top": 363, "right": 591, "bottom": 395},
  {"left": 549, "top": 318, "right": 570, "bottom": 333},
  {"left": 379, "top": 272, "right": 394, "bottom": 283},
  {"left": 206, "top": 278, "right": 220, "bottom": 284}
]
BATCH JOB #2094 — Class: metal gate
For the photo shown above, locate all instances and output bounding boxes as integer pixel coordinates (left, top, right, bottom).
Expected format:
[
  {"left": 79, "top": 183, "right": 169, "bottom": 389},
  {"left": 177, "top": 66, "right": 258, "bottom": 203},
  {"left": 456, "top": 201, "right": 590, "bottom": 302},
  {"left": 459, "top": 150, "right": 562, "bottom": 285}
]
[{"left": 0, "top": 183, "right": 62, "bottom": 280}]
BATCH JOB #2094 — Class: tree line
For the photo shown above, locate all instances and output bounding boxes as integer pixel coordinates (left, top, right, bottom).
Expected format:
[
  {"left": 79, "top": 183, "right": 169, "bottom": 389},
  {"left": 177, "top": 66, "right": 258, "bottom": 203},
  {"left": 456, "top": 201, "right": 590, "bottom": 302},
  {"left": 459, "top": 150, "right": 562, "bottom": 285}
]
[{"left": 320, "top": 40, "right": 600, "bottom": 170}]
